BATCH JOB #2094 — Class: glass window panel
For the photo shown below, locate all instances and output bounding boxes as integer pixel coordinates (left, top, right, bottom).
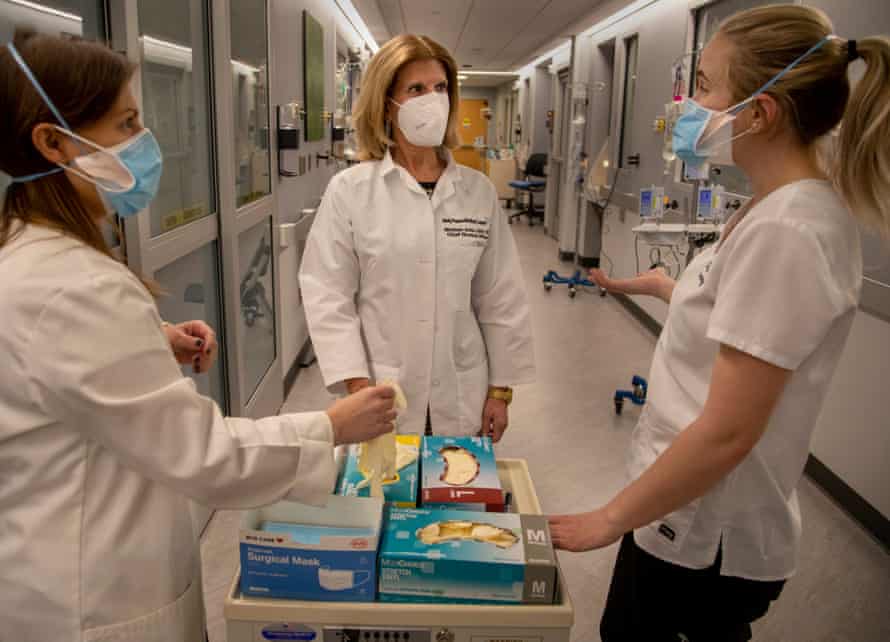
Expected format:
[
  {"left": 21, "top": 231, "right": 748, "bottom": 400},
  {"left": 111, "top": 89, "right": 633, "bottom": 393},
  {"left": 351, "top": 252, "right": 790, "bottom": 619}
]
[
  {"left": 0, "top": 0, "right": 106, "bottom": 208},
  {"left": 238, "top": 219, "right": 276, "bottom": 401},
  {"left": 618, "top": 35, "right": 638, "bottom": 168},
  {"left": 230, "top": 0, "right": 270, "bottom": 208},
  {"left": 155, "top": 241, "right": 227, "bottom": 411},
  {"left": 138, "top": 0, "right": 215, "bottom": 237}
]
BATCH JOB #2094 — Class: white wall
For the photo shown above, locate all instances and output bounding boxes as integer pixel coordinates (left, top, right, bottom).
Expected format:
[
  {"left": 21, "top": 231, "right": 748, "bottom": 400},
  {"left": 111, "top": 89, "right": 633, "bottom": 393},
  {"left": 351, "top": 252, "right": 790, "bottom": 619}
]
[
  {"left": 810, "top": 311, "right": 890, "bottom": 516},
  {"left": 269, "top": 0, "right": 367, "bottom": 374}
]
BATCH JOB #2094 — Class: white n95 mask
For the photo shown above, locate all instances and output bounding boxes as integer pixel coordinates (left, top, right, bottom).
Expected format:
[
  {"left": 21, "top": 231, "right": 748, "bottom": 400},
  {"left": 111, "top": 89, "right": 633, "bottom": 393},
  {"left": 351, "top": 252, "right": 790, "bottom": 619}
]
[
  {"left": 390, "top": 92, "right": 450, "bottom": 147},
  {"left": 318, "top": 568, "right": 371, "bottom": 591}
]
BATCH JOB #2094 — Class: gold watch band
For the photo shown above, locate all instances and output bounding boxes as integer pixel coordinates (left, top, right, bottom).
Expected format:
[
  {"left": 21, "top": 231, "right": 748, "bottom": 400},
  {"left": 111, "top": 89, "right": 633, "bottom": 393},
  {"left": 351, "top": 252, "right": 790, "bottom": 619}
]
[{"left": 487, "top": 386, "right": 513, "bottom": 405}]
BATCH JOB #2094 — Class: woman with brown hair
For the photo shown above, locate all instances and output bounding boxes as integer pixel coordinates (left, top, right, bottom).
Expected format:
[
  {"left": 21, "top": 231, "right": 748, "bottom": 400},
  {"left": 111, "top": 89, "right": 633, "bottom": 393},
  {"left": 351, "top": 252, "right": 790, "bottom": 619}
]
[
  {"left": 0, "top": 30, "right": 395, "bottom": 642},
  {"left": 550, "top": 5, "right": 890, "bottom": 641},
  {"left": 300, "top": 35, "right": 535, "bottom": 441}
]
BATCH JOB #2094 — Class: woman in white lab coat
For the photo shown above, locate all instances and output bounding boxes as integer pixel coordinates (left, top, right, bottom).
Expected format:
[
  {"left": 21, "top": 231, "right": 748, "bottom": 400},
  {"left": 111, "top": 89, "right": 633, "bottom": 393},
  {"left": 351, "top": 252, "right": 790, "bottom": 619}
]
[
  {"left": 300, "top": 35, "right": 535, "bottom": 440},
  {"left": 0, "top": 31, "right": 396, "bottom": 642},
  {"left": 549, "top": 6, "right": 890, "bottom": 641}
]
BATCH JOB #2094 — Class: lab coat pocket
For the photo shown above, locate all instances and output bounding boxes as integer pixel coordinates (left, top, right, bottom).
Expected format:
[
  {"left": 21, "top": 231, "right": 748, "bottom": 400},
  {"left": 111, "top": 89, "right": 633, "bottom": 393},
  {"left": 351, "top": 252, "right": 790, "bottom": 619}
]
[
  {"left": 442, "top": 243, "right": 483, "bottom": 313},
  {"left": 452, "top": 311, "right": 486, "bottom": 372},
  {"left": 455, "top": 360, "right": 488, "bottom": 436},
  {"left": 83, "top": 577, "right": 203, "bottom": 642},
  {"left": 444, "top": 267, "right": 472, "bottom": 312}
]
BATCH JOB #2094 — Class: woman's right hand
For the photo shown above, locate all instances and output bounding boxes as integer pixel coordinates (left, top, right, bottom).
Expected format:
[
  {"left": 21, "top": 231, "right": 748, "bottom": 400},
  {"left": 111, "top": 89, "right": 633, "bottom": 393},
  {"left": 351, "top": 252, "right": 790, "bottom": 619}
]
[
  {"left": 589, "top": 268, "right": 675, "bottom": 303},
  {"left": 345, "top": 377, "right": 371, "bottom": 394},
  {"left": 326, "top": 385, "right": 397, "bottom": 445}
]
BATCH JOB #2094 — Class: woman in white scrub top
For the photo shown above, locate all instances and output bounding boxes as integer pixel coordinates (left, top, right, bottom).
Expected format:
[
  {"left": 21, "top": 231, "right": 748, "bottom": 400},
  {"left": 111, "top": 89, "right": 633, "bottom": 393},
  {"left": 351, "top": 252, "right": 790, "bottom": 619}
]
[
  {"left": 0, "top": 31, "right": 396, "bottom": 642},
  {"left": 300, "top": 35, "right": 535, "bottom": 440},
  {"left": 549, "top": 6, "right": 890, "bottom": 641}
]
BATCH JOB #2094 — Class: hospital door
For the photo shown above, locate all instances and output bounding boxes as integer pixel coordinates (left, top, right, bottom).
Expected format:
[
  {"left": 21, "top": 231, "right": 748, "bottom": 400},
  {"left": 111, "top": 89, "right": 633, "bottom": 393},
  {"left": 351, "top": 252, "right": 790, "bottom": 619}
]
[{"left": 454, "top": 98, "right": 488, "bottom": 171}]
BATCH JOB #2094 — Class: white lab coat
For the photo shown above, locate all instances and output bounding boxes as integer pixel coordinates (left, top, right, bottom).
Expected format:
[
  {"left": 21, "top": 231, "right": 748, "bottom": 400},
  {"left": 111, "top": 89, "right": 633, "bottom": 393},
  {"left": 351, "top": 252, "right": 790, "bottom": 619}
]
[
  {"left": 300, "top": 149, "right": 535, "bottom": 435},
  {"left": 0, "top": 224, "right": 339, "bottom": 642}
]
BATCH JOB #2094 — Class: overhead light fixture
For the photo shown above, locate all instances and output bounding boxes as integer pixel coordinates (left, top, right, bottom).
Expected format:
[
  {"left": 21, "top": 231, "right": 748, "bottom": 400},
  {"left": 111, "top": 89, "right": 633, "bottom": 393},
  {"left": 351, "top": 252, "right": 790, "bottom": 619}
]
[
  {"left": 457, "top": 74, "right": 469, "bottom": 81},
  {"left": 332, "top": 0, "right": 379, "bottom": 53},
  {"left": 6, "top": 0, "right": 82, "bottom": 22},
  {"left": 141, "top": 35, "right": 191, "bottom": 56},
  {"left": 231, "top": 59, "right": 261, "bottom": 75},
  {"left": 458, "top": 71, "right": 517, "bottom": 77},
  {"left": 140, "top": 35, "right": 260, "bottom": 74}
]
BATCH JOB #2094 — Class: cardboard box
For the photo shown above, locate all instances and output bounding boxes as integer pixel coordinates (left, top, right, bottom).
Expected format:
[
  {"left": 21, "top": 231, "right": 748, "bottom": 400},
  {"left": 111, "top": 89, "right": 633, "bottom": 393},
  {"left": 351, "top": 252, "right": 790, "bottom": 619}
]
[
  {"left": 421, "top": 436, "right": 504, "bottom": 511},
  {"left": 378, "top": 506, "right": 558, "bottom": 604},
  {"left": 336, "top": 435, "right": 420, "bottom": 507},
  {"left": 239, "top": 495, "right": 383, "bottom": 602}
]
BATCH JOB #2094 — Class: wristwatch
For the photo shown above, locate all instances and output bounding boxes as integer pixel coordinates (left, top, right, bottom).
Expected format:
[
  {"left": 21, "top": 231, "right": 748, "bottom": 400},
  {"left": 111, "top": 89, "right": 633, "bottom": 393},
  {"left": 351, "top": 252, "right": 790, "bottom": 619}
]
[{"left": 487, "top": 386, "right": 513, "bottom": 406}]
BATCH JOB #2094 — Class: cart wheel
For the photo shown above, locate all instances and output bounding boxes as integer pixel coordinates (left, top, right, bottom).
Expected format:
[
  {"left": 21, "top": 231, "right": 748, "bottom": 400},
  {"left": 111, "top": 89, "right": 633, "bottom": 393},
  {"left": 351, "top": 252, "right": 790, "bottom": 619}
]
[
  {"left": 568, "top": 288, "right": 577, "bottom": 298},
  {"left": 614, "top": 399, "right": 624, "bottom": 415},
  {"left": 544, "top": 283, "right": 552, "bottom": 292},
  {"left": 600, "top": 288, "right": 608, "bottom": 297}
]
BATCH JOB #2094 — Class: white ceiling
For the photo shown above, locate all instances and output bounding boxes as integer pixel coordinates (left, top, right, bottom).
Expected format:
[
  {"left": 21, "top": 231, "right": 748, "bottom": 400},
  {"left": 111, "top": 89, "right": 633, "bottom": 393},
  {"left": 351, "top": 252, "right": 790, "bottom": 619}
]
[{"left": 353, "top": 0, "right": 609, "bottom": 77}]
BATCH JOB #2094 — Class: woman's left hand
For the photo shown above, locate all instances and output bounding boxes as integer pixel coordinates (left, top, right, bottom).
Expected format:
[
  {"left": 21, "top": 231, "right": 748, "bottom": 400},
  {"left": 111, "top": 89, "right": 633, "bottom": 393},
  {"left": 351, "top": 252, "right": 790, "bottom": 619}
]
[
  {"left": 480, "top": 398, "right": 508, "bottom": 443},
  {"left": 163, "top": 320, "right": 218, "bottom": 374},
  {"left": 548, "top": 509, "right": 624, "bottom": 552}
]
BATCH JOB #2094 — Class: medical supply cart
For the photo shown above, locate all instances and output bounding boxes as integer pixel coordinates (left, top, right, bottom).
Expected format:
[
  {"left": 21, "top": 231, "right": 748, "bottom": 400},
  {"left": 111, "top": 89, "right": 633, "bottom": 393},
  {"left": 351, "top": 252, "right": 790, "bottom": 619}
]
[{"left": 224, "top": 459, "right": 574, "bottom": 642}]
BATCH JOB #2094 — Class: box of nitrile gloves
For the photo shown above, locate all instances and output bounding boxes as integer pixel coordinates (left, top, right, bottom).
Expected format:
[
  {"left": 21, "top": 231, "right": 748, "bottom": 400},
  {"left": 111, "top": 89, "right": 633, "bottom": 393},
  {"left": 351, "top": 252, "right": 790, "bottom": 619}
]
[
  {"left": 336, "top": 435, "right": 420, "bottom": 507},
  {"left": 421, "top": 436, "right": 504, "bottom": 511},
  {"left": 378, "top": 506, "right": 558, "bottom": 604}
]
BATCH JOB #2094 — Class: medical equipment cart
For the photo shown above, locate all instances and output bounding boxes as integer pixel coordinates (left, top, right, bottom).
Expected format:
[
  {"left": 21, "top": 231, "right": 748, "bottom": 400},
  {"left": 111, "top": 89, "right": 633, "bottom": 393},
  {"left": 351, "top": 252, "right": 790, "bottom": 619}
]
[{"left": 224, "top": 459, "right": 574, "bottom": 642}]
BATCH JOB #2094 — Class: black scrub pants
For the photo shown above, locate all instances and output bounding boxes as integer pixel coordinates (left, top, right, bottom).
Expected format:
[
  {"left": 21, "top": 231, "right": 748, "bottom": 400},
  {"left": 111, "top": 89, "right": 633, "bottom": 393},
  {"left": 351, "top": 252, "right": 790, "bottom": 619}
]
[{"left": 600, "top": 533, "right": 785, "bottom": 642}]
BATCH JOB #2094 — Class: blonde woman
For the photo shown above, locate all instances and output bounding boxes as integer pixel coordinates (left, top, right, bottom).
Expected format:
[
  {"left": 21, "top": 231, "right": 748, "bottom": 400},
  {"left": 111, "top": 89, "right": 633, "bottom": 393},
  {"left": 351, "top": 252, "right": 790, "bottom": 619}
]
[
  {"left": 300, "top": 35, "right": 535, "bottom": 440},
  {"left": 549, "top": 5, "right": 890, "bottom": 641}
]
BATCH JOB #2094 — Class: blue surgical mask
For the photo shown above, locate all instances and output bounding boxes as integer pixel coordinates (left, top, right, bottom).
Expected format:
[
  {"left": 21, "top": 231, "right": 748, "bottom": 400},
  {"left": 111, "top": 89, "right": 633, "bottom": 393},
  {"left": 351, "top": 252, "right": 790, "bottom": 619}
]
[
  {"left": 672, "top": 98, "right": 750, "bottom": 167},
  {"left": 57, "top": 127, "right": 163, "bottom": 218},
  {"left": 6, "top": 42, "right": 163, "bottom": 218},
  {"left": 673, "top": 34, "right": 835, "bottom": 168}
]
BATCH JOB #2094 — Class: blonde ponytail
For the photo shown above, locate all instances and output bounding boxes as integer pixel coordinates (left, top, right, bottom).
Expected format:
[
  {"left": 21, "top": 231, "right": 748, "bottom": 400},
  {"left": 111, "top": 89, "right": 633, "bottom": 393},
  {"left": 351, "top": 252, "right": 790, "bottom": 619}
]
[
  {"left": 719, "top": 5, "right": 890, "bottom": 238},
  {"left": 835, "top": 36, "right": 890, "bottom": 239}
]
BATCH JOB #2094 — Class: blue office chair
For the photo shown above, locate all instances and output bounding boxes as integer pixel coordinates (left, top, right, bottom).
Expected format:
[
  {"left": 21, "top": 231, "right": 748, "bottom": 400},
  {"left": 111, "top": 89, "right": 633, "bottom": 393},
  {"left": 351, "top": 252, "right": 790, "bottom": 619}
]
[{"left": 508, "top": 153, "right": 547, "bottom": 227}]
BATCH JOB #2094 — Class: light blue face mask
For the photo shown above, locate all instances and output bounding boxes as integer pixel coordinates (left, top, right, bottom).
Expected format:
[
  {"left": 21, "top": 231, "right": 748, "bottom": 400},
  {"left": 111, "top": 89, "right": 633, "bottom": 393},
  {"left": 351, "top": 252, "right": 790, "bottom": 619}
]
[
  {"left": 673, "top": 35, "right": 835, "bottom": 168},
  {"left": 6, "top": 42, "right": 163, "bottom": 218}
]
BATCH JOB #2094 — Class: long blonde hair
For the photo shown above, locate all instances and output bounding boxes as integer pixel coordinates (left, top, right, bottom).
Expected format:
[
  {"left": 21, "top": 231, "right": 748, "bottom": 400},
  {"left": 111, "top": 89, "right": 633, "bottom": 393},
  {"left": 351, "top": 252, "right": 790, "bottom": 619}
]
[
  {"left": 353, "top": 34, "right": 460, "bottom": 161},
  {"left": 719, "top": 4, "right": 890, "bottom": 238}
]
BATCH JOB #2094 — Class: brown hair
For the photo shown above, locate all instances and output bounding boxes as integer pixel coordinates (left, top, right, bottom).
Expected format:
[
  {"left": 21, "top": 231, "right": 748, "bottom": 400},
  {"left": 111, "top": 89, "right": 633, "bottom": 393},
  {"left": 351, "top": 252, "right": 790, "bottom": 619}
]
[
  {"left": 719, "top": 4, "right": 890, "bottom": 238},
  {"left": 353, "top": 34, "right": 461, "bottom": 160},
  {"left": 0, "top": 29, "right": 159, "bottom": 291}
]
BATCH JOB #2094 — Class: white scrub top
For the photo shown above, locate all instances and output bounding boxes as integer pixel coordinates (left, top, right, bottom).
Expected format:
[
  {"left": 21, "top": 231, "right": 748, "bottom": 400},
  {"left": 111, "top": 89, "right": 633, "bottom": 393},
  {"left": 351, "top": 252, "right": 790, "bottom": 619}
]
[
  {"left": 300, "top": 148, "right": 535, "bottom": 435},
  {"left": 0, "top": 225, "right": 338, "bottom": 642},
  {"left": 632, "top": 179, "right": 862, "bottom": 581}
]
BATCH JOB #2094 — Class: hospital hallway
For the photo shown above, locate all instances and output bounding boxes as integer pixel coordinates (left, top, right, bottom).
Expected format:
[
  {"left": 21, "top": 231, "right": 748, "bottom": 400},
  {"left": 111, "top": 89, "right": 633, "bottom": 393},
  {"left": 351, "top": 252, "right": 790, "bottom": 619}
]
[{"left": 201, "top": 216, "right": 890, "bottom": 642}]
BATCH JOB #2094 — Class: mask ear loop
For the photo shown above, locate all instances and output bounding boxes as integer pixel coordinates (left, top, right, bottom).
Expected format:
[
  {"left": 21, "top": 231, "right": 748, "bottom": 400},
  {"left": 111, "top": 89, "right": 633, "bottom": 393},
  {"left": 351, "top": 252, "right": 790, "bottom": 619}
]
[
  {"left": 48, "top": 126, "right": 136, "bottom": 192},
  {"left": 6, "top": 42, "right": 108, "bottom": 180}
]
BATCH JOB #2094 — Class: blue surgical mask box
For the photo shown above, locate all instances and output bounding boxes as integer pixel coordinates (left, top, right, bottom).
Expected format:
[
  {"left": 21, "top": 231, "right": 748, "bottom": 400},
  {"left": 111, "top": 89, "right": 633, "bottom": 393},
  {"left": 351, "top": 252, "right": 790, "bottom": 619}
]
[
  {"left": 378, "top": 506, "right": 558, "bottom": 604},
  {"left": 239, "top": 495, "right": 383, "bottom": 602},
  {"left": 421, "top": 436, "right": 505, "bottom": 511},
  {"left": 336, "top": 435, "right": 421, "bottom": 507}
]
